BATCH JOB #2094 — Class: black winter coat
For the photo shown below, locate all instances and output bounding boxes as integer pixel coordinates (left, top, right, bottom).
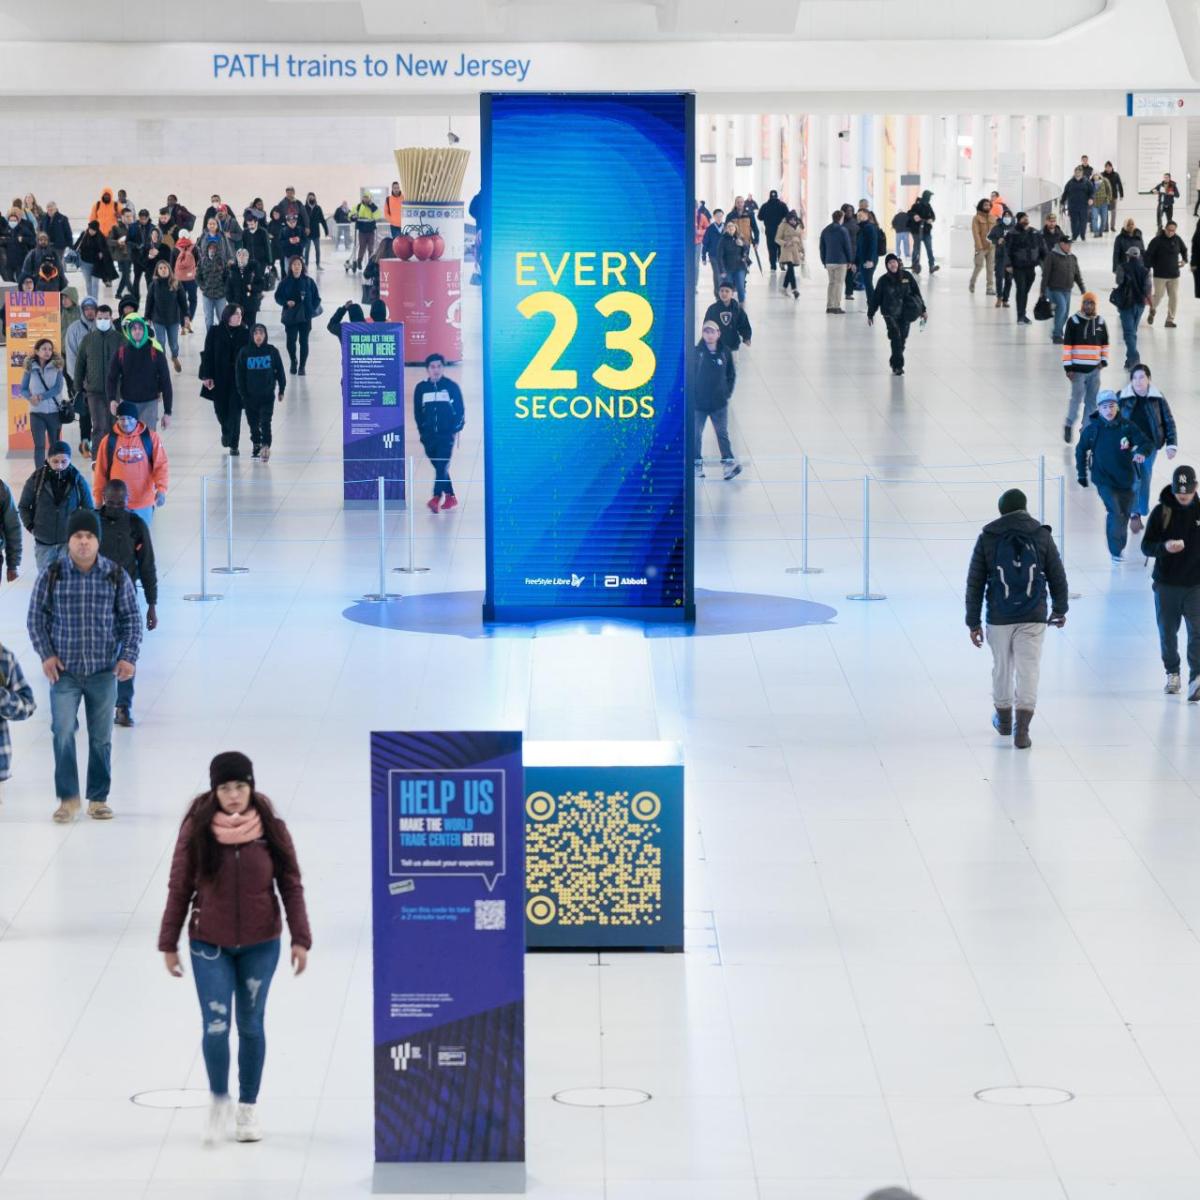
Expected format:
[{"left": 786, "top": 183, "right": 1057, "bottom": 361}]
[
  {"left": 144, "top": 278, "right": 188, "bottom": 327},
  {"left": 1060, "top": 176, "right": 1093, "bottom": 213},
  {"left": 1141, "top": 488, "right": 1200, "bottom": 586},
  {"left": 38, "top": 211, "right": 73, "bottom": 250},
  {"left": 18, "top": 464, "right": 93, "bottom": 547},
  {"left": 965, "top": 510, "right": 1069, "bottom": 627},
  {"left": 225, "top": 261, "right": 265, "bottom": 309},
  {"left": 1112, "top": 228, "right": 1145, "bottom": 273},
  {"left": 199, "top": 322, "right": 250, "bottom": 405},
  {"left": 691, "top": 342, "right": 735, "bottom": 414},
  {"left": 241, "top": 225, "right": 273, "bottom": 270},
  {"left": 98, "top": 506, "right": 158, "bottom": 605},
  {"left": 1144, "top": 232, "right": 1187, "bottom": 279},
  {"left": 757, "top": 196, "right": 788, "bottom": 233},
  {"left": 274, "top": 274, "right": 320, "bottom": 325},
  {"left": 413, "top": 378, "right": 465, "bottom": 458},
  {"left": 1, "top": 220, "right": 35, "bottom": 280},
  {"left": 1005, "top": 226, "right": 1043, "bottom": 269},
  {"left": 1119, "top": 385, "right": 1177, "bottom": 451},
  {"left": 868, "top": 268, "right": 924, "bottom": 322}
]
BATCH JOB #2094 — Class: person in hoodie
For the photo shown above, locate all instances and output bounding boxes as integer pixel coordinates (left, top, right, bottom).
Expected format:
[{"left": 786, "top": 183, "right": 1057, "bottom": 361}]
[
  {"left": 64, "top": 296, "right": 98, "bottom": 398},
  {"left": 1113, "top": 244, "right": 1152, "bottom": 369},
  {"left": 1141, "top": 464, "right": 1200, "bottom": 700},
  {"left": 275, "top": 211, "right": 308, "bottom": 275},
  {"left": 867, "top": 254, "right": 926, "bottom": 376},
  {"left": 701, "top": 208, "right": 725, "bottom": 298},
  {"left": 691, "top": 320, "right": 741, "bottom": 481},
  {"left": 21, "top": 231, "right": 65, "bottom": 292},
  {"left": 144, "top": 259, "right": 188, "bottom": 372},
  {"left": 240, "top": 212, "right": 273, "bottom": 279},
  {"left": 1060, "top": 167, "right": 1094, "bottom": 242},
  {"left": 38, "top": 201, "right": 73, "bottom": 252},
  {"left": 302, "top": 193, "right": 328, "bottom": 271},
  {"left": 74, "top": 303, "right": 122, "bottom": 443},
  {"left": 196, "top": 238, "right": 229, "bottom": 331},
  {"left": 1120, "top": 363, "right": 1179, "bottom": 532},
  {"left": 88, "top": 187, "right": 121, "bottom": 237},
  {"left": 1144, "top": 219, "right": 1187, "bottom": 328},
  {"left": 201, "top": 305, "right": 251, "bottom": 455},
  {"left": 966, "top": 487, "right": 1069, "bottom": 750},
  {"left": 0, "top": 208, "right": 35, "bottom": 282},
  {"left": 18, "top": 338, "right": 68, "bottom": 469},
  {"left": 19, "top": 442, "right": 94, "bottom": 572},
  {"left": 77, "top": 219, "right": 117, "bottom": 299},
  {"left": 93, "top": 401, "right": 169, "bottom": 524},
  {"left": 757, "top": 190, "right": 788, "bottom": 272},
  {"left": 988, "top": 207, "right": 1014, "bottom": 307},
  {"left": 1040, "top": 235, "right": 1084, "bottom": 344},
  {"left": 1061, "top": 291, "right": 1109, "bottom": 442},
  {"left": 98, "top": 478, "right": 157, "bottom": 727},
  {"left": 225, "top": 248, "right": 264, "bottom": 329},
  {"left": 170, "top": 232, "right": 199, "bottom": 329},
  {"left": 1004, "top": 212, "right": 1042, "bottom": 325},
  {"left": 704, "top": 281, "right": 753, "bottom": 359},
  {"left": 907, "top": 190, "right": 938, "bottom": 274},
  {"left": 107, "top": 315, "right": 173, "bottom": 434},
  {"left": 235, "top": 324, "right": 287, "bottom": 462},
  {"left": 1076, "top": 390, "right": 1151, "bottom": 562},
  {"left": 414, "top": 353, "right": 466, "bottom": 513},
  {"left": 274, "top": 257, "right": 321, "bottom": 376}
]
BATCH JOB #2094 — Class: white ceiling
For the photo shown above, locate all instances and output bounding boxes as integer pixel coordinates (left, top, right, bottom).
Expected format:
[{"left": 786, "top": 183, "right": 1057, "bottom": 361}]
[{"left": 17, "top": 0, "right": 1108, "bottom": 41}]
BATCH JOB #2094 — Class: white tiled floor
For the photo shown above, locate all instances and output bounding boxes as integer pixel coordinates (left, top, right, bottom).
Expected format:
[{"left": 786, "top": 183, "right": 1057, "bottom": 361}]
[{"left": 1, "top": 231, "right": 1199, "bottom": 1199}]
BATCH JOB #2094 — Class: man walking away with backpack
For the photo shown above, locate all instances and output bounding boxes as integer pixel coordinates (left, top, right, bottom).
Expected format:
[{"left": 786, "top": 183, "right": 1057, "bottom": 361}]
[
  {"left": 1113, "top": 246, "right": 1152, "bottom": 369},
  {"left": 98, "top": 479, "right": 156, "bottom": 727},
  {"left": 1141, "top": 464, "right": 1200, "bottom": 701},
  {"left": 966, "top": 488, "right": 1069, "bottom": 749},
  {"left": 26, "top": 508, "right": 142, "bottom": 823}
]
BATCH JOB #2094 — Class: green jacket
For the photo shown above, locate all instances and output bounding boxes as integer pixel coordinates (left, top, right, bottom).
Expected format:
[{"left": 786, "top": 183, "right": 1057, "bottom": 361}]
[
  {"left": 1092, "top": 175, "right": 1113, "bottom": 206},
  {"left": 74, "top": 326, "right": 123, "bottom": 394}
]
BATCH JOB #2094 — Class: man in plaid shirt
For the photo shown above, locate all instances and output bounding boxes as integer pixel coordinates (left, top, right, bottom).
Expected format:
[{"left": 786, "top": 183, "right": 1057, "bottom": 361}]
[
  {"left": 0, "top": 642, "right": 36, "bottom": 792},
  {"left": 26, "top": 509, "right": 142, "bottom": 823}
]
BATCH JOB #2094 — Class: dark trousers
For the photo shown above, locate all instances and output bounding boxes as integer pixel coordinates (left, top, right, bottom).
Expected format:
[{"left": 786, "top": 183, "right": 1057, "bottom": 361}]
[
  {"left": 86, "top": 390, "right": 112, "bottom": 442},
  {"left": 303, "top": 237, "right": 321, "bottom": 268},
  {"left": 355, "top": 228, "right": 376, "bottom": 268},
  {"left": 859, "top": 263, "right": 877, "bottom": 307},
  {"left": 116, "top": 260, "right": 134, "bottom": 298},
  {"left": 782, "top": 263, "right": 798, "bottom": 291},
  {"left": 214, "top": 393, "right": 243, "bottom": 450},
  {"left": 1094, "top": 482, "right": 1134, "bottom": 556},
  {"left": 130, "top": 261, "right": 145, "bottom": 304},
  {"left": 1068, "top": 208, "right": 1088, "bottom": 241},
  {"left": 284, "top": 323, "right": 310, "bottom": 368},
  {"left": 1012, "top": 266, "right": 1036, "bottom": 319},
  {"left": 181, "top": 279, "right": 198, "bottom": 321},
  {"left": 883, "top": 316, "right": 911, "bottom": 370},
  {"left": 995, "top": 257, "right": 1012, "bottom": 300},
  {"left": 430, "top": 457, "right": 454, "bottom": 497},
  {"left": 911, "top": 226, "right": 935, "bottom": 269},
  {"left": 765, "top": 229, "right": 780, "bottom": 270},
  {"left": 1154, "top": 583, "right": 1200, "bottom": 679},
  {"left": 693, "top": 407, "right": 733, "bottom": 462},
  {"left": 245, "top": 396, "right": 275, "bottom": 447}
]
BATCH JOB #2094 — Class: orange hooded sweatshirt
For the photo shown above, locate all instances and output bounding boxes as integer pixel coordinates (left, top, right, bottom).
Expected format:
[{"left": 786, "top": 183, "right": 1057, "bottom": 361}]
[
  {"left": 89, "top": 187, "right": 121, "bottom": 236},
  {"left": 93, "top": 421, "right": 169, "bottom": 510}
]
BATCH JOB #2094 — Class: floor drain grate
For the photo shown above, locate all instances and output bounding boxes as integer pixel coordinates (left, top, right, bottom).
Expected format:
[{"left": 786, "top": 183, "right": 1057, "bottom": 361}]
[
  {"left": 975, "top": 1085, "right": 1074, "bottom": 1107},
  {"left": 553, "top": 1087, "right": 651, "bottom": 1108},
  {"left": 131, "top": 1089, "right": 211, "bottom": 1109}
]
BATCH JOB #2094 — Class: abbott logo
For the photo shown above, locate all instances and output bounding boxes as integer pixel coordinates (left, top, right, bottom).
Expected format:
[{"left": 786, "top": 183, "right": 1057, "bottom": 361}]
[
  {"left": 604, "top": 575, "right": 619, "bottom": 588},
  {"left": 382, "top": 432, "right": 401, "bottom": 450},
  {"left": 390, "top": 1043, "right": 422, "bottom": 1072}
]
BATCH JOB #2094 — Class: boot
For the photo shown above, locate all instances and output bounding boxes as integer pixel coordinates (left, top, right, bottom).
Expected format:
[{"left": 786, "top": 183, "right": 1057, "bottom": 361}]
[
  {"left": 992, "top": 706, "right": 1013, "bottom": 736},
  {"left": 1013, "top": 709, "right": 1034, "bottom": 749}
]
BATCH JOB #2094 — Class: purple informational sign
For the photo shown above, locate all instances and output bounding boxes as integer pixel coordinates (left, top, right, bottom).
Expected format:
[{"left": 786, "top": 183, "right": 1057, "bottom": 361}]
[
  {"left": 341, "top": 321, "right": 405, "bottom": 505},
  {"left": 370, "top": 731, "right": 525, "bottom": 1194}
]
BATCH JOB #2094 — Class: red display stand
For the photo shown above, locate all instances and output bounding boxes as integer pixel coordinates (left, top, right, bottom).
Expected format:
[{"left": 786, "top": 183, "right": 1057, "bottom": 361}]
[{"left": 379, "top": 258, "right": 462, "bottom": 365}]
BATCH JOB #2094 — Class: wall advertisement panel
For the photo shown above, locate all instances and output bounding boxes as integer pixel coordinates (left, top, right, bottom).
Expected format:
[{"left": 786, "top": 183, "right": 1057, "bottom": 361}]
[{"left": 6, "top": 291, "right": 61, "bottom": 454}]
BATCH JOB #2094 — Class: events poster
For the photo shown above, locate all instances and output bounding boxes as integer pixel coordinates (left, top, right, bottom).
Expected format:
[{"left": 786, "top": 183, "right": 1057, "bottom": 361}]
[
  {"left": 481, "top": 92, "right": 694, "bottom": 621},
  {"left": 340, "top": 321, "right": 405, "bottom": 504},
  {"left": 370, "top": 731, "right": 525, "bottom": 1185},
  {"left": 6, "top": 291, "right": 61, "bottom": 454}
]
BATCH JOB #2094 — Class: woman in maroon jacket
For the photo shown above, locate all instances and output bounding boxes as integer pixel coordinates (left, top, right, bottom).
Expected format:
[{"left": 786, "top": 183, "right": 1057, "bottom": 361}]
[{"left": 158, "top": 751, "right": 312, "bottom": 1146}]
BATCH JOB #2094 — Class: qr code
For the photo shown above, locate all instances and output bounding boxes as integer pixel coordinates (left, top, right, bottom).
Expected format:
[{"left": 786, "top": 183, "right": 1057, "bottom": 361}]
[
  {"left": 525, "top": 790, "right": 663, "bottom": 928},
  {"left": 381, "top": 390, "right": 397, "bottom": 406},
  {"left": 475, "top": 900, "right": 506, "bottom": 931}
]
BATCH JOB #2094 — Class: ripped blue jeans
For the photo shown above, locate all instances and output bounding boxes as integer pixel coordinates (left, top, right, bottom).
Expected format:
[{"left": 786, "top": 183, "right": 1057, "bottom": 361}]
[{"left": 190, "top": 938, "right": 280, "bottom": 1103}]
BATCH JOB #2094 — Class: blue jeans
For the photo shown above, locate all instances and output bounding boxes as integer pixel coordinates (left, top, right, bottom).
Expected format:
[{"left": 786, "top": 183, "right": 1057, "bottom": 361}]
[
  {"left": 131, "top": 505, "right": 154, "bottom": 525},
  {"left": 859, "top": 263, "right": 878, "bottom": 306},
  {"left": 1119, "top": 304, "right": 1144, "bottom": 366},
  {"left": 894, "top": 229, "right": 911, "bottom": 259},
  {"left": 1135, "top": 448, "right": 1158, "bottom": 517},
  {"left": 152, "top": 321, "right": 179, "bottom": 358},
  {"left": 116, "top": 674, "right": 135, "bottom": 713},
  {"left": 911, "top": 226, "right": 935, "bottom": 269},
  {"left": 202, "top": 294, "right": 226, "bottom": 330},
  {"left": 50, "top": 669, "right": 117, "bottom": 802},
  {"left": 1094, "top": 482, "right": 1134, "bottom": 557},
  {"left": 723, "top": 267, "right": 747, "bottom": 303},
  {"left": 29, "top": 412, "right": 62, "bottom": 469},
  {"left": 181, "top": 280, "right": 198, "bottom": 321},
  {"left": 1048, "top": 289, "right": 1070, "bottom": 340},
  {"left": 190, "top": 939, "right": 281, "bottom": 1103},
  {"left": 1092, "top": 204, "right": 1108, "bottom": 235}
]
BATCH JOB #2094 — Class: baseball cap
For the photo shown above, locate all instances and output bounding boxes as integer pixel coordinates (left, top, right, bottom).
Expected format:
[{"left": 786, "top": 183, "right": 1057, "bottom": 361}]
[{"left": 1172, "top": 465, "right": 1197, "bottom": 493}]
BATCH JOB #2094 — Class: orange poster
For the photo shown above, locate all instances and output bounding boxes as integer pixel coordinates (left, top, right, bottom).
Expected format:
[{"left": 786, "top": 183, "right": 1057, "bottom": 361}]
[{"left": 6, "top": 290, "right": 61, "bottom": 453}]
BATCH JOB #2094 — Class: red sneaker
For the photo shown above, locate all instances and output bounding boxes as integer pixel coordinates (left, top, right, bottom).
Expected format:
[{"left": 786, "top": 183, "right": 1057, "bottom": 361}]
[
  {"left": 426, "top": 496, "right": 441, "bottom": 514},
  {"left": 441, "top": 495, "right": 458, "bottom": 511}
]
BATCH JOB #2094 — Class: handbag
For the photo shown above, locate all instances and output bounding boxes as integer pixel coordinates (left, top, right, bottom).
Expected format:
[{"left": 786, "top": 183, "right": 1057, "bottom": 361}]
[
  {"left": 264, "top": 265, "right": 278, "bottom": 290},
  {"left": 1033, "top": 296, "right": 1053, "bottom": 321}
]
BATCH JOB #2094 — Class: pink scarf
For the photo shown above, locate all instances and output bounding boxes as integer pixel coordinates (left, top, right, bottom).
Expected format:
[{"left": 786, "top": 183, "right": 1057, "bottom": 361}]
[{"left": 211, "top": 808, "right": 263, "bottom": 845}]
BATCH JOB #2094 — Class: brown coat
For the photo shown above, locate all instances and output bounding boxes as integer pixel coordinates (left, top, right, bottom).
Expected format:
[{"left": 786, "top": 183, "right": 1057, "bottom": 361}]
[{"left": 972, "top": 210, "right": 995, "bottom": 252}]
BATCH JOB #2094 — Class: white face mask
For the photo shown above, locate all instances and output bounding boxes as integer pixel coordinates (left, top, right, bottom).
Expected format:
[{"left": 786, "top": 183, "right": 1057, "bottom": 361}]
[{"left": 96, "top": 318, "right": 112, "bottom": 331}]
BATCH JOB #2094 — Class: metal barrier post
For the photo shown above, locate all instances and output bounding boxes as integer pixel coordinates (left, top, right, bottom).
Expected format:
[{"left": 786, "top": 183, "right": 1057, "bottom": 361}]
[
  {"left": 211, "top": 454, "right": 249, "bottom": 576},
  {"left": 1057, "top": 473, "right": 1066, "bottom": 560},
  {"left": 1038, "top": 454, "right": 1046, "bottom": 524},
  {"left": 362, "top": 476, "right": 402, "bottom": 602},
  {"left": 786, "top": 453, "right": 823, "bottom": 575},
  {"left": 847, "top": 474, "right": 886, "bottom": 601},
  {"left": 184, "top": 476, "right": 222, "bottom": 602},
  {"left": 394, "top": 456, "right": 430, "bottom": 574}
]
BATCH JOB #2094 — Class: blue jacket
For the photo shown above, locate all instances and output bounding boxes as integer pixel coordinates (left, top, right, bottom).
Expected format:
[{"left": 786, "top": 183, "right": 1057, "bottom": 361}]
[
  {"left": 1075, "top": 411, "right": 1151, "bottom": 491},
  {"left": 701, "top": 221, "right": 724, "bottom": 265},
  {"left": 1060, "top": 176, "right": 1093, "bottom": 213},
  {"left": 819, "top": 222, "right": 852, "bottom": 266},
  {"left": 855, "top": 222, "right": 880, "bottom": 269}
]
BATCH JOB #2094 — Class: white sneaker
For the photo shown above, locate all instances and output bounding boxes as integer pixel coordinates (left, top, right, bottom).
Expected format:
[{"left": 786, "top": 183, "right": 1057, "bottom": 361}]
[
  {"left": 1165, "top": 673, "right": 1182, "bottom": 695},
  {"left": 1189, "top": 677, "right": 1200, "bottom": 704},
  {"left": 204, "top": 1095, "right": 231, "bottom": 1146},
  {"left": 235, "top": 1102, "right": 262, "bottom": 1143}
]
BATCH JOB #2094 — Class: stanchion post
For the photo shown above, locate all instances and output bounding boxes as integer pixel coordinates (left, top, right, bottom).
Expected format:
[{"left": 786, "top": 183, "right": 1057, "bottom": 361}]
[
  {"left": 1038, "top": 454, "right": 1046, "bottom": 524},
  {"left": 211, "top": 454, "right": 249, "bottom": 576},
  {"left": 1059, "top": 473, "right": 1082, "bottom": 599},
  {"left": 847, "top": 474, "right": 886, "bottom": 601},
  {"left": 786, "top": 453, "right": 823, "bottom": 575},
  {"left": 362, "top": 476, "right": 402, "bottom": 602},
  {"left": 184, "top": 476, "right": 222, "bottom": 602},
  {"left": 394, "top": 455, "right": 430, "bottom": 574}
]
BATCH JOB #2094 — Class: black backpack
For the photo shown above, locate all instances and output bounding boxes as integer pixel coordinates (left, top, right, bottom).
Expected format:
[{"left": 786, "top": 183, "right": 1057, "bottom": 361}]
[{"left": 989, "top": 531, "right": 1047, "bottom": 621}]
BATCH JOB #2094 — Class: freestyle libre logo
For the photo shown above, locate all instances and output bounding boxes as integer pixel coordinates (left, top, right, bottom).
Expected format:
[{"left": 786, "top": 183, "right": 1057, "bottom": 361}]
[
  {"left": 511, "top": 250, "right": 659, "bottom": 421},
  {"left": 212, "top": 50, "right": 531, "bottom": 82}
]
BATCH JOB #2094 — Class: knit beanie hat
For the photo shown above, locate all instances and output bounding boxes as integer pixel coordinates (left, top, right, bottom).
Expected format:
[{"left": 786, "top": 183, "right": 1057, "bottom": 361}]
[
  {"left": 48, "top": 440, "right": 71, "bottom": 458},
  {"left": 115, "top": 400, "right": 139, "bottom": 419},
  {"left": 369, "top": 299, "right": 387, "bottom": 322},
  {"left": 1081, "top": 291, "right": 1098, "bottom": 305},
  {"left": 210, "top": 751, "right": 255, "bottom": 792},
  {"left": 998, "top": 488, "right": 1027, "bottom": 515},
  {"left": 66, "top": 509, "right": 100, "bottom": 539}
]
